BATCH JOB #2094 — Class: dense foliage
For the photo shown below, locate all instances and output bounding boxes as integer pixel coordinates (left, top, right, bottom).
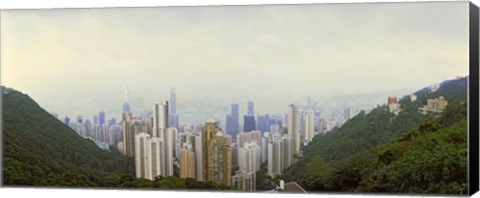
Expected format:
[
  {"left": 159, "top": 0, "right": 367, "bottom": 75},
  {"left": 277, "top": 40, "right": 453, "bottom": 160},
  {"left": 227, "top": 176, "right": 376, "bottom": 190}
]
[
  {"left": 281, "top": 77, "right": 468, "bottom": 195},
  {"left": 2, "top": 86, "right": 230, "bottom": 190}
]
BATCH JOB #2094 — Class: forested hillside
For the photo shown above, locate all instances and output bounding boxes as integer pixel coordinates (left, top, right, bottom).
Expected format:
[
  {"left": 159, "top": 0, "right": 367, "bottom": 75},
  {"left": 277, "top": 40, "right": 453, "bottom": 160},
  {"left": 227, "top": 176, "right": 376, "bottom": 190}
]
[{"left": 281, "top": 77, "right": 468, "bottom": 195}]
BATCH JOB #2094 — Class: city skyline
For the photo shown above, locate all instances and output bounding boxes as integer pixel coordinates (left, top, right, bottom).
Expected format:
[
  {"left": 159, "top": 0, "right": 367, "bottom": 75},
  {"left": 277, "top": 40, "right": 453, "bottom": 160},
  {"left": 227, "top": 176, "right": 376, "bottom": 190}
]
[{"left": 1, "top": 2, "right": 469, "bottom": 119}]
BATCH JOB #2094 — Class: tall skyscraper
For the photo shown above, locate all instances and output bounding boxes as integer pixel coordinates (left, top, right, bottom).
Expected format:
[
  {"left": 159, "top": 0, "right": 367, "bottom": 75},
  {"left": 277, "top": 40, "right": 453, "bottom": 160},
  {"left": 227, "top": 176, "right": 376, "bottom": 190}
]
[
  {"left": 99, "top": 111, "right": 106, "bottom": 126},
  {"left": 179, "top": 131, "right": 201, "bottom": 180},
  {"left": 194, "top": 132, "right": 203, "bottom": 181},
  {"left": 267, "top": 133, "right": 293, "bottom": 177},
  {"left": 304, "top": 110, "right": 315, "bottom": 145},
  {"left": 147, "top": 137, "right": 165, "bottom": 180},
  {"left": 288, "top": 104, "right": 300, "bottom": 154},
  {"left": 243, "top": 115, "right": 256, "bottom": 132},
  {"left": 170, "top": 87, "right": 176, "bottom": 114},
  {"left": 135, "top": 132, "right": 165, "bottom": 181},
  {"left": 179, "top": 143, "right": 196, "bottom": 179},
  {"left": 123, "top": 85, "right": 131, "bottom": 113},
  {"left": 226, "top": 104, "right": 240, "bottom": 140},
  {"left": 153, "top": 101, "right": 168, "bottom": 138},
  {"left": 238, "top": 142, "right": 261, "bottom": 173},
  {"left": 247, "top": 101, "right": 254, "bottom": 116},
  {"left": 135, "top": 133, "right": 149, "bottom": 179},
  {"left": 202, "top": 119, "right": 231, "bottom": 186},
  {"left": 236, "top": 131, "right": 261, "bottom": 164},
  {"left": 169, "top": 87, "right": 179, "bottom": 128},
  {"left": 132, "top": 101, "right": 174, "bottom": 179},
  {"left": 164, "top": 128, "right": 175, "bottom": 176},
  {"left": 93, "top": 115, "right": 99, "bottom": 126}
]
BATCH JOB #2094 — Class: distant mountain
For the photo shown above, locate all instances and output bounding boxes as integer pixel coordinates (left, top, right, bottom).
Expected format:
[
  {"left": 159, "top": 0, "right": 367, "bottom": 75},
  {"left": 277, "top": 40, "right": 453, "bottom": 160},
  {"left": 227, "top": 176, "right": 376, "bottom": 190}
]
[{"left": 280, "top": 76, "right": 468, "bottom": 194}]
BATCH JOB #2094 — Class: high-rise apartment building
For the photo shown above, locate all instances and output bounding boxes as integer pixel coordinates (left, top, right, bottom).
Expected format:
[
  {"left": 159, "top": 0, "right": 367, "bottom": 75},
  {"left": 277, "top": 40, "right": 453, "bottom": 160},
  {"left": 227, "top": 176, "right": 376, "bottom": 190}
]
[
  {"left": 202, "top": 119, "right": 231, "bottom": 186},
  {"left": 135, "top": 133, "right": 165, "bottom": 181},
  {"left": 238, "top": 142, "right": 261, "bottom": 173},
  {"left": 164, "top": 127, "right": 175, "bottom": 176},
  {"left": 135, "top": 133, "right": 150, "bottom": 179},
  {"left": 304, "top": 110, "right": 315, "bottom": 145},
  {"left": 288, "top": 104, "right": 300, "bottom": 154},
  {"left": 236, "top": 130, "right": 261, "bottom": 164},
  {"left": 169, "top": 88, "right": 179, "bottom": 128},
  {"left": 153, "top": 101, "right": 168, "bottom": 138},
  {"left": 180, "top": 143, "right": 196, "bottom": 179},
  {"left": 267, "top": 133, "right": 293, "bottom": 177}
]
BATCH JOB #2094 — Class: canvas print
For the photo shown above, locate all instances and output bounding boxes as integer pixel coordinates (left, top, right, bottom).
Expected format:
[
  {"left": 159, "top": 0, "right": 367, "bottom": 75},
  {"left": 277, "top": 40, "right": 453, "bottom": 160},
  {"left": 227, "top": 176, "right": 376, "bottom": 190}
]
[{"left": 0, "top": 1, "right": 477, "bottom": 195}]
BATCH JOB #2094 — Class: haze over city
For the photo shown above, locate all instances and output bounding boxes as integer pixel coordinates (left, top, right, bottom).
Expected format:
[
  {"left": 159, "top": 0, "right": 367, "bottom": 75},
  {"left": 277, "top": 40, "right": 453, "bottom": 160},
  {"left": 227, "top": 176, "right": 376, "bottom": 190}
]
[{"left": 1, "top": 2, "right": 469, "bottom": 123}]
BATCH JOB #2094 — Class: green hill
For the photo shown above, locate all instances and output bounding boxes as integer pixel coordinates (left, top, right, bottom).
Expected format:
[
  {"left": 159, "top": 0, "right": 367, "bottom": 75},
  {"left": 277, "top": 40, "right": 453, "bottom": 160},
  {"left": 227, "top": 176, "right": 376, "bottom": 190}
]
[
  {"left": 2, "top": 86, "right": 135, "bottom": 187},
  {"left": 1, "top": 86, "right": 232, "bottom": 190},
  {"left": 281, "top": 76, "right": 468, "bottom": 194}
]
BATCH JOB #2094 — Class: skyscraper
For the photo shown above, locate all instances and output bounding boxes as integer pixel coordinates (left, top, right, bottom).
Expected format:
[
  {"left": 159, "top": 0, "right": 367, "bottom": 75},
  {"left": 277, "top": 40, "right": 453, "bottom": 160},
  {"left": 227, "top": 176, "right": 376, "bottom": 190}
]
[
  {"left": 153, "top": 101, "right": 168, "bottom": 138},
  {"left": 238, "top": 142, "right": 261, "bottom": 173},
  {"left": 169, "top": 87, "right": 179, "bottom": 128},
  {"left": 132, "top": 101, "right": 174, "bottom": 179},
  {"left": 247, "top": 101, "right": 254, "bottom": 116},
  {"left": 93, "top": 115, "right": 99, "bottom": 126},
  {"left": 243, "top": 115, "right": 256, "bottom": 132},
  {"left": 180, "top": 143, "right": 196, "bottom": 179},
  {"left": 179, "top": 131, "right": 200, "bottom": 180},
  {"left": 304, "top": 110, "right": 315, "bottom": 145},
  {"left": 135, "top": 132, "right": 165, "bottom": 181},
  {"left": 236, "top": 130, "right": 261, "bottom": 164},
  {"left": 267, "top": 133, "right": 293, "bottom": 177},
  {"left": 135, "top": 133, "right": 149, "bottom": 179},
  {"left": 202, "top": 119, "right": 231, "bottom": 186},
  {"left": 226, "top": 104, "right": 240, "bottom": 140},
  {"left": 99, "top": 111, "right": 106, "bottom": 126},
  {"left": 123, "top": 85, "right": 131, "bottom": 113},
  {"left": 147, "top": 137, "right": 164, "bottom": 180},
  {"left": 170, "top": 87, "right": 176, "bottom": 114},
  {"left": 164, "top": 128, "right": 175, "bottom": 176},
  {"left": 288, "top": 104, "right": 300, "bottom": 154}
]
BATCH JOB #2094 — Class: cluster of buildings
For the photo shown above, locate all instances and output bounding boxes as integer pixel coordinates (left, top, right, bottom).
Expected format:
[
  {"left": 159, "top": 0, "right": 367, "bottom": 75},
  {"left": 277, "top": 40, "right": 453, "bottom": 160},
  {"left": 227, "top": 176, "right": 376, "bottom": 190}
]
[
  {"left": 54, "top": 87, "right": 359, "bottom": 192},
  {"left": 387, "top": 92, "right": 448, "bottom": 116},
  {"left": 120, "top": 90, "right": 334, "bottom": 192},
  {"left": 51, "top": 111, "right": 124, "bottom": 151},
  {"left": 418, "top": 96, "right": 448, "bottom": 114},
  {"left": 387, "top": 96, "right": 402, "bottom": 116}
]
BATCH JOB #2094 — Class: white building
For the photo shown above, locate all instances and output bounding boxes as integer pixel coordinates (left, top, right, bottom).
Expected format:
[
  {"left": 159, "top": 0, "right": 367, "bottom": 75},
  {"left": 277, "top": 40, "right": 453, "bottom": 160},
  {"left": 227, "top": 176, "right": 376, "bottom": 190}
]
[
  {"left": 304, "top": 110, "right": 315, "bottom": 145},
  {"left": 267, "top": 133, "right": 293, "bottom": 177},
  {"left": 288, "top": 104, "right": 300, "bottom": 155},
  {"left": 261, "top": 132, "right": 270, "bottom": 163},
  {"left": 239, "top": 142, "right": 261, "bottom": 173},
  {"left": 135, "top": 132, "right": 150, "bottom": 179},
  {"left": 152, "top": 101, "right": 168, "bottom": 138},
  {"left": 164, "top": 128, "right": 175, "bottom": 176}
]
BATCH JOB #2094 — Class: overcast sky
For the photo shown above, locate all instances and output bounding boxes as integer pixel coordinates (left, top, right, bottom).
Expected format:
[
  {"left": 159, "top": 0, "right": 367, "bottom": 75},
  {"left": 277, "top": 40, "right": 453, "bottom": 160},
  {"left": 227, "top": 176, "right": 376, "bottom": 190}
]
[{"left": 1, "top": 2, "right": 469, "bottom": 111}]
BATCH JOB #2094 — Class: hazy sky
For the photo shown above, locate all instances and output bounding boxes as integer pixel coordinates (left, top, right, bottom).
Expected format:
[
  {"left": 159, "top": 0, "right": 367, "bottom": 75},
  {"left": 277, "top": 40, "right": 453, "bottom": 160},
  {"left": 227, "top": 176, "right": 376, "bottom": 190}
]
[{"left": 0, "top": 2, "right": 470, "bottom": 120}]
